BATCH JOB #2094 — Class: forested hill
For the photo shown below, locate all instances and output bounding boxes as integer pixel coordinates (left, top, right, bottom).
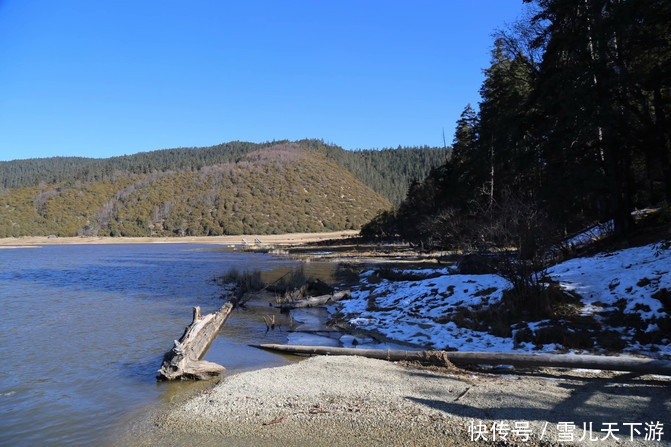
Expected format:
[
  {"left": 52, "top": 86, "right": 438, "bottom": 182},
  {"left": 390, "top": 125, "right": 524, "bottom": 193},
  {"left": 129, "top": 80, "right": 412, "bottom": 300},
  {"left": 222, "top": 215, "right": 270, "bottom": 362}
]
[
  {"left": 299, "top": 140, "right": 448, "bottom": 206},
  {"left": 362, "top": 0, "right": 670, "bottom": 250},
  {"left": 0, "top": 142, "right": 445, "bottom": 238},
  {"left": 0, "top": 139, "right": 449, "bottom": 206}
]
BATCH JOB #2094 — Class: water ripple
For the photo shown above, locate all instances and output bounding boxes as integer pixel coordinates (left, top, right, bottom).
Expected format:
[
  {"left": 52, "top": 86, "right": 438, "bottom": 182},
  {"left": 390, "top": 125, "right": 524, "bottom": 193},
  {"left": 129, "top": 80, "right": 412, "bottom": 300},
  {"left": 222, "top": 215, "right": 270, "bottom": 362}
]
[{"left": 0, "top": 244, "right": 304, "bottom": 446}]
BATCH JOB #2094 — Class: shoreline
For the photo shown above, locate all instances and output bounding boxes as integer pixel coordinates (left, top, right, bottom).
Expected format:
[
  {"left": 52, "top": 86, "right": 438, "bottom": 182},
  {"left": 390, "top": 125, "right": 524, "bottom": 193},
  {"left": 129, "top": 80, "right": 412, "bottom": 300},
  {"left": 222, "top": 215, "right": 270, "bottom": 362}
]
[
  {"left": 110, "top": 238, "right": 671, "bottom": 446},
  {"left": 156, "top": 238, "right": 670, "bottom": 446},
  {"left": 0, "top": 230, "right": 359, "bottom": 247},
  {"left": 147, "top": 355, "right": 670, "bottom": 447}
]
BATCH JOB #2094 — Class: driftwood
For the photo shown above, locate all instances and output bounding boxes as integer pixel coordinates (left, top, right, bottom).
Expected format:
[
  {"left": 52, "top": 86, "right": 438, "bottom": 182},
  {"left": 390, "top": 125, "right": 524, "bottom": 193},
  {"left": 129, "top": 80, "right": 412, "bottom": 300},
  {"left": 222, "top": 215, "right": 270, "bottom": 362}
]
[
  {"left": 270, "top": 279, "right": 334, "bottom": 301},
  {"left": 276, "top": 290, "right": 351, "bottom": 310},
  {"left": 158, "top": 302, "right": 233, "bottom": 380},
  {"left": 252, "top": 344, "right": 671, "bottom": 376}
]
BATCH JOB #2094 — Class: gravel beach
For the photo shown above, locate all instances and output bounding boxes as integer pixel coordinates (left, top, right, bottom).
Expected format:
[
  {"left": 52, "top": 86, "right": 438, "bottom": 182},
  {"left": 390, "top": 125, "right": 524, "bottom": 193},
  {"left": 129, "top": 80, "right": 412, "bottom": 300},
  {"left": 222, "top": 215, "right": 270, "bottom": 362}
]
[{"left": 153, "top": 355, "right": 671, "bottom": 446}]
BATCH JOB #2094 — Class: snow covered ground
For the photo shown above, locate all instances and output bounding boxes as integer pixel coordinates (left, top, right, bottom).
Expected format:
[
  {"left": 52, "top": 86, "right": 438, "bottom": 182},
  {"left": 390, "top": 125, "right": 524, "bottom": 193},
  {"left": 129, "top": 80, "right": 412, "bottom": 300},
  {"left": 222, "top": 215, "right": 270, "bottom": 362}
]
[
  {"left": 559, "top": 220, "right": 614, "bottom": 250},
  {"left": 547, "top": 242, "right": 671, "bottom": 355},
  {"left": 336, "top": 241, "right": 671, "bottom": 357}
]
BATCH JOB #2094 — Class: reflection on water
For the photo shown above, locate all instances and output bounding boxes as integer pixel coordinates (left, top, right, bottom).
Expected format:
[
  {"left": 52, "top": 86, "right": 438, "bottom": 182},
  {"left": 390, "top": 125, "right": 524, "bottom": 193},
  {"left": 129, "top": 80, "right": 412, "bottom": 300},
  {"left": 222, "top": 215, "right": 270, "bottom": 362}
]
[{"left": 0, "top": 244, "right": 334, "bottom": 446}]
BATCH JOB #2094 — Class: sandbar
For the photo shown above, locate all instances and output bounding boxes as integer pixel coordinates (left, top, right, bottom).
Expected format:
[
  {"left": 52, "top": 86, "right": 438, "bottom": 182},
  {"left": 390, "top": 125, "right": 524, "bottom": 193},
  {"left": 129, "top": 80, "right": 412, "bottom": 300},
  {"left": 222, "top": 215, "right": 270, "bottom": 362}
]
[{"left": 0, "top": 231, "right": 358, "bottom": 247}]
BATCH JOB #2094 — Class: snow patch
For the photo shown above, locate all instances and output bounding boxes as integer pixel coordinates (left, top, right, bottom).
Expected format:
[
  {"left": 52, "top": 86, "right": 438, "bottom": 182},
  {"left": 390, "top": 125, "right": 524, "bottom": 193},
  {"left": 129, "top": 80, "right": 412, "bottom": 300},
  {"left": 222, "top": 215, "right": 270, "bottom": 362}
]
[{"left": 337, "top": 242, "right": 670, "bottom": 357}]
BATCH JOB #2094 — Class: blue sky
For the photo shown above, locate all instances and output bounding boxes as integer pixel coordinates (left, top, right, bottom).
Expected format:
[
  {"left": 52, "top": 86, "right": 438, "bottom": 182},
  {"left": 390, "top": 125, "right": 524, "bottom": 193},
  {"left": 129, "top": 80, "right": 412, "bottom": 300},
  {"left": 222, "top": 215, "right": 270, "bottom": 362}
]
[{"left": 0, "top": 1, "right": 528, "bottom": 161}]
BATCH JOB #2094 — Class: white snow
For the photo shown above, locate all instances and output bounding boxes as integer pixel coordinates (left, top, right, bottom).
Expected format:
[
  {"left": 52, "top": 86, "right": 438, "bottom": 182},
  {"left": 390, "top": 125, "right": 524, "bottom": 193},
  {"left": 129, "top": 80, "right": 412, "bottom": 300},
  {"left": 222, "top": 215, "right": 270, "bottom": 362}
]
[
  {"left": 563, "top": 220, "right": 614, "bottom": 248},
  {"left": 337, "top": 241, "right": 671, "bottom": 357},
  {"left": 339, "top": 271, "right": 542, "bottom": 352},
  {"left": 547, "top": 243, "right": 670, "bottom": 322}
]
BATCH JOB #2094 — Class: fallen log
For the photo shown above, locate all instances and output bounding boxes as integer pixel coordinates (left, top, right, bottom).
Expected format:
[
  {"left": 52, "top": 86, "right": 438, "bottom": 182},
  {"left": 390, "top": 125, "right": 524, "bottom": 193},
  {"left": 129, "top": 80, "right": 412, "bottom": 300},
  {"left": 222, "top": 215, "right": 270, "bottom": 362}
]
[
  {"left": 275, "top": 290, "right": 350, "bottom": 310},
  {"left": 158, "top": 302, "right": 233, "bottom": 380},
  {"left": 251, "top": 344, "right": 671, "bottom": 376},
  {"left": 272, "top": 279, "right": 334, "bottom": 302}
]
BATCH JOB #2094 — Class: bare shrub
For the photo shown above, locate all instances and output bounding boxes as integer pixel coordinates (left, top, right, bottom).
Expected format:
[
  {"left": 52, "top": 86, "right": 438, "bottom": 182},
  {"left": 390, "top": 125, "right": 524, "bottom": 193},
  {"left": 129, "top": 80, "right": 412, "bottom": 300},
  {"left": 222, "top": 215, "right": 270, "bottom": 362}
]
[
  {"left": 216, "top": 268, "right": 264, "bottom": 307},
  {"left": 33, "top": 188, "right": 60, "bottom": 217},
  {"left": 488, "top": 193, "right": 558, "bottom": 318},
  {"left": 427, "top": 190, "right": 560, "bottom": 318},
  {"left": 244, "top": 143, "right": 306, "bottom": 164},
  {"left": 77, "top": 223, "right": 99, "bottom": 237}
]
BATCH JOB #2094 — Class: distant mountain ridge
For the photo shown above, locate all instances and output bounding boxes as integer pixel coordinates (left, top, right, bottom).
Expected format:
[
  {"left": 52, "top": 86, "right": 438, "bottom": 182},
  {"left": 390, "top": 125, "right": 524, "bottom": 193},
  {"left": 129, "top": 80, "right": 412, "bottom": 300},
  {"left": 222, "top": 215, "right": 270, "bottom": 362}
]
[
  {"left": 0, "top": 141, "right": 449, "bottom": 237},
  {"left": 0, "top": 139, "right": 449, "bottom": 205}
]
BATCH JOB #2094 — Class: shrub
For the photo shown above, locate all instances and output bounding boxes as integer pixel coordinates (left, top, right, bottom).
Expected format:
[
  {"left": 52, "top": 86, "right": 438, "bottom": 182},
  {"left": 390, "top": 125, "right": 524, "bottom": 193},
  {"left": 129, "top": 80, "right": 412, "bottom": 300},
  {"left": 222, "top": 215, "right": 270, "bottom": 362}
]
[{"left": 216, "top": 268, "right": 264, "bottom": 307}]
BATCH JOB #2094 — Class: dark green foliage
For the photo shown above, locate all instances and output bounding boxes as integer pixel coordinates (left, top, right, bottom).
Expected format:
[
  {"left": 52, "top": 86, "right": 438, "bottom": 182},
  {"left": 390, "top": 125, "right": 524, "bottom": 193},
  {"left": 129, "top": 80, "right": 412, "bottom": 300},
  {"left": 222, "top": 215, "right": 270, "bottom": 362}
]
[
  {"left": 298, "top": 139, "right": 449, "bottom": 206},
  {"left": 360, "top": 0, "right": 671, "bottom": 324},
  {"left": 0, "top": 141, "right": 272, "bottom": 189},
  {"left": 527, "top": 0, "right": 671, "bottom": 236},
  {"left": 365, "top": 0, "right": 671, "bottom": 248}
]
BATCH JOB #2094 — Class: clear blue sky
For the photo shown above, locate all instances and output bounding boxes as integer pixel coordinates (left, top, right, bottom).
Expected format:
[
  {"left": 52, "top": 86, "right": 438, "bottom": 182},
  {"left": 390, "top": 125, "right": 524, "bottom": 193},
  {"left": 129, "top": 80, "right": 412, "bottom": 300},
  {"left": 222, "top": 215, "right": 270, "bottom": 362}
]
[{"left": 0, "top": 0, "right": 527, "bottom": 161}]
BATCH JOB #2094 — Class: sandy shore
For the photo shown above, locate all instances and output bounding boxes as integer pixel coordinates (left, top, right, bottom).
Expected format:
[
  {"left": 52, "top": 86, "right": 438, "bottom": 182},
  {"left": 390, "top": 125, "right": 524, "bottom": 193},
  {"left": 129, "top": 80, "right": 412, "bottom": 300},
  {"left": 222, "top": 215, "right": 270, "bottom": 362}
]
[
  {"left": 0, "top": 230, "right": 358, "bottom": 247},
  {"left": 150, "top": 355, "right": 670, "bottom": 447}
]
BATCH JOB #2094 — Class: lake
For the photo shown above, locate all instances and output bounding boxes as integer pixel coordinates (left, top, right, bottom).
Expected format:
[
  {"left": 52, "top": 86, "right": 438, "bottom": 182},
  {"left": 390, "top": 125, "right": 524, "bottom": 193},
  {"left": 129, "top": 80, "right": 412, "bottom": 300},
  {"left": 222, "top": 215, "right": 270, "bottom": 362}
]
[{"left": 0, "top": 243, "right": 332, "bottom": 446}]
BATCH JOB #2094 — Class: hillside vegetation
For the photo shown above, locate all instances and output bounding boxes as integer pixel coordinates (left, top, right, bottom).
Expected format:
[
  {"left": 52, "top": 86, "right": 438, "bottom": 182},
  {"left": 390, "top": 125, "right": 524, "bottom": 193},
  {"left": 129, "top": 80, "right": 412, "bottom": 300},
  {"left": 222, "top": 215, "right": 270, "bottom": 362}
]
[
  {"left": 0, "top": 144, "right": 401, "bottom": 237},
  {"left": 0, "top": 139, "right": 448, "bottom": 207}
]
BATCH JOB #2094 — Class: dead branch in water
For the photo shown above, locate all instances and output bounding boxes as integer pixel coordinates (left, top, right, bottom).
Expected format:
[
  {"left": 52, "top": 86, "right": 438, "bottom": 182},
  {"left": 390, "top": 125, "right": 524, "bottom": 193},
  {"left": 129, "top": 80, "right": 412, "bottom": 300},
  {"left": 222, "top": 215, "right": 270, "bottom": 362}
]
[
  {"left": 274, "top": 290, "right": 351, "bottom": 311},
  {"left": 158, "top": 302, "right": 233, "bottom": 380}
]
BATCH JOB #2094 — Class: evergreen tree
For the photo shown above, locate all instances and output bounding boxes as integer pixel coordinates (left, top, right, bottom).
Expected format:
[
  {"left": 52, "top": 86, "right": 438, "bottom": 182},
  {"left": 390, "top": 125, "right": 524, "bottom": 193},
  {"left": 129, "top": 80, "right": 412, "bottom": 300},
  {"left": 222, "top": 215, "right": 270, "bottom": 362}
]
[
  {"left": 477, "top": 39, "right": 535, "bottom": 204},
  {"left": 365, "top": 0, "right": 670, "bottom": 246},
  {"left": 527, "top": 0, "right": 671, "bottom": 235}
]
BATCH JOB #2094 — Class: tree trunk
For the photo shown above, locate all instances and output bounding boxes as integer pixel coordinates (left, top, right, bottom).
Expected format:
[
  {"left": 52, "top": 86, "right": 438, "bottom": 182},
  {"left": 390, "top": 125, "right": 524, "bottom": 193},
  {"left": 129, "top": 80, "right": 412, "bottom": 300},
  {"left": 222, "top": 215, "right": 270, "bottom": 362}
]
[
  {"left": 253, "top": 344, "right": 671, "bottom": 376},
  {"left": 654, "top": 86, "right": 671, "bottom": 203},
  {"left": 158, "top": 302, "right": 233, "bottom": 380}
]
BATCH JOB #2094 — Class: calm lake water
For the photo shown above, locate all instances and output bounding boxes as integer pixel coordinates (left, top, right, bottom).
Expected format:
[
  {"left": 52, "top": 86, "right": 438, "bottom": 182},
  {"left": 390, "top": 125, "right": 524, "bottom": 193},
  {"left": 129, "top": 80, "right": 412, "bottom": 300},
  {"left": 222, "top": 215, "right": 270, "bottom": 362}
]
[{"left": 0, "top": 244, "right": 332, "bottom": 446}]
